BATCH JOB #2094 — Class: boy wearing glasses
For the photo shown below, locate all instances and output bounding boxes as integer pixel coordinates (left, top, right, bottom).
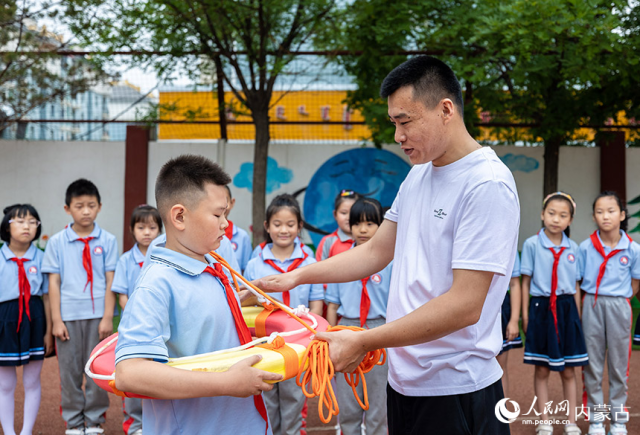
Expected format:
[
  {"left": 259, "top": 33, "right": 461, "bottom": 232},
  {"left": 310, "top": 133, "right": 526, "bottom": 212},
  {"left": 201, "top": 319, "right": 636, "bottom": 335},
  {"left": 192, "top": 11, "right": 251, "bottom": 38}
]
[{"left": 42, "top": 179, "right": 117, "bottom": 435}]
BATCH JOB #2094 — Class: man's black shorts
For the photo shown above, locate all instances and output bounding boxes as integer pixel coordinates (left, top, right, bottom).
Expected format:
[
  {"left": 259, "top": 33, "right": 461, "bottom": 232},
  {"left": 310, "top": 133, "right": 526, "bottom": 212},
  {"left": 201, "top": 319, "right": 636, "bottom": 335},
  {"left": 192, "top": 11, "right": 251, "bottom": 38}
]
[{"left": 387, "top": 380, "right": 511, "bottom": 435}]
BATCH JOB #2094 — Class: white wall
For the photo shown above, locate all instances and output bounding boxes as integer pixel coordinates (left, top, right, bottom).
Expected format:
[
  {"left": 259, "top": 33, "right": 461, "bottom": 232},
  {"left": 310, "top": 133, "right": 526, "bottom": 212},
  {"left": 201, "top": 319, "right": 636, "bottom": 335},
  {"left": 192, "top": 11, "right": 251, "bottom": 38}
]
[
  {"left": 0, "top": 140, "right": 125, "bottom": 249},
  {"left": 1, "top": 139, "right": 637, "bottom": 254}
]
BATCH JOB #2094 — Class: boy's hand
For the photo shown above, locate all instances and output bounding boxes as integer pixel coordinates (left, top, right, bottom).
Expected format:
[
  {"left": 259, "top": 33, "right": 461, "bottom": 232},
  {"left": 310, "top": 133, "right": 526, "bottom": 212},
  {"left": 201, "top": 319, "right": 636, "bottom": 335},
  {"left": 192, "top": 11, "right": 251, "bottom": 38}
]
[
  {"left": 44, "top": 332, "right": 55, "bottom": 356},
  {"left": 98, "top": 317, "right": 113, "bottom": 340},
  {"left": 53, "top": 320, "right": 69, "bottom": 341},
  {"left": 224, "top": 355, "right": 283, "bottom": 397},
  {"left": 505, "top": 320, "right": 520, "bottom": 342}
]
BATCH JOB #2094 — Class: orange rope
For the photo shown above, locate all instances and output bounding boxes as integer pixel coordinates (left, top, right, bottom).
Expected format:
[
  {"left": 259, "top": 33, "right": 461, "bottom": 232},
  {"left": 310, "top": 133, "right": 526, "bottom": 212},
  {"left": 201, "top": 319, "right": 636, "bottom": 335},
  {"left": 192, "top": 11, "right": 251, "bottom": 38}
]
[{"left": 208, "top": 251, "right": 387, "bottom": 423}]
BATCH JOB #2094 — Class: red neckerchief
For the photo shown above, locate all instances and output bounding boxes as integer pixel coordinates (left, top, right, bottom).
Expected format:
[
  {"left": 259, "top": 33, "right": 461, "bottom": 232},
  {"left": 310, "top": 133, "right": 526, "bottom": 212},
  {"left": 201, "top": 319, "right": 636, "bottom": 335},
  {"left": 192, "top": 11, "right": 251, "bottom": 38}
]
[
  {"left": 263, "top": 249, "right": 309, "bottom": 307},
  {"left": 590, "top": 231, "right": 633, "bottom": 305},
  {"left": 78, "top": 237, "right": 96, "bottom": 312},
  {"left": 360, "top": 277, "right": 371, "bottom": 328},
  {"left": 202, "top": 263, "right": 268, "bottom": 434},
  {"left": 138, "top": 262, "right": 144, "bottom": 268},
  {"left": 10, "top": 258, "right": 31, "bottom": 332},
  {"left": 548, "top": 247, "right": 566, "bottom": 340},
  {"left": 225, "top": 221, "right": 234, "bottom": 241}
]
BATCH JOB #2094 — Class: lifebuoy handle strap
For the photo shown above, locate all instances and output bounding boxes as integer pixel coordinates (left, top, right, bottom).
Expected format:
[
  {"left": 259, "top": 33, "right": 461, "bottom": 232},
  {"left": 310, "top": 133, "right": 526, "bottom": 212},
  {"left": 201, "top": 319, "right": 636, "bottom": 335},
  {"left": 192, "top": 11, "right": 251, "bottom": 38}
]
[
  {"left": 255, "top": 305, "right": 275, "bottom": 338},
  {"left": 258, "top": 336, "right": 300, "bottom": 380},
  {"left": 209, "top": 251, "right": 387, "bottom": 424}
]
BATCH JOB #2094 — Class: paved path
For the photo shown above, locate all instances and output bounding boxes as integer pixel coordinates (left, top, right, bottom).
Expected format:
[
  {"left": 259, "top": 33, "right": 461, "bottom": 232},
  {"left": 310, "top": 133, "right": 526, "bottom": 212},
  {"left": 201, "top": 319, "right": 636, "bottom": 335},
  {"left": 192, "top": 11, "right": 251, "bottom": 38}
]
[{"left": 2, "top": 347, "right": 639, "bottom": 434}]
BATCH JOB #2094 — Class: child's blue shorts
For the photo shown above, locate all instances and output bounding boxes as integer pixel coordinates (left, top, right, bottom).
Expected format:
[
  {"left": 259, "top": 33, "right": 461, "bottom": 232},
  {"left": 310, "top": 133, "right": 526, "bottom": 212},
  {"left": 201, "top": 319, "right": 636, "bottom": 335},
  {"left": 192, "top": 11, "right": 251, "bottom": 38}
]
[{"left": 524, "top": 294, "right": 588, "bottom": 371}]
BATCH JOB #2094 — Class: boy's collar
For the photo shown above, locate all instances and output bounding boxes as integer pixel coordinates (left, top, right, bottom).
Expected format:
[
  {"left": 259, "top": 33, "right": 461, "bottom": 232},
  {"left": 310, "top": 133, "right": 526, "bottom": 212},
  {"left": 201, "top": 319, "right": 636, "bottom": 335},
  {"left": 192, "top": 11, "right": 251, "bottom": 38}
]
[
  {"left": 65, "top": 222, "right": 102, "bottom": 242},
  {"left": 149, "top": 246, "right": 212, "bottom": 276},
  {"left": 1, "top": 243, "right": 36, "bottom": 261}
]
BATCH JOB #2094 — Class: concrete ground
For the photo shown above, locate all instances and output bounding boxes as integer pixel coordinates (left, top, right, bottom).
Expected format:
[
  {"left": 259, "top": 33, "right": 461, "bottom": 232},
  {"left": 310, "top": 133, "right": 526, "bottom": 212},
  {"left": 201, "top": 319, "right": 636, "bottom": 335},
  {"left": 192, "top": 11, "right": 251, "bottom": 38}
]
[{"left": 2, "top": 346, "right": 639, "bottom": 434}]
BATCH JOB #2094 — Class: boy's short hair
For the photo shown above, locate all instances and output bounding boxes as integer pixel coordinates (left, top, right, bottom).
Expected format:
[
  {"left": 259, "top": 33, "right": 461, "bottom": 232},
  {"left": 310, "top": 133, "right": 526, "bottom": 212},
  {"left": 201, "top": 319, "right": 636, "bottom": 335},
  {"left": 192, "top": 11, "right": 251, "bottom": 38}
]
[
  {"left": 380, "top": 55, "right": 464, "bottom": 115},
  {"left": 155, "top": 155, "right": 231, "bottom": 217},
  {"left": 66, "top": 178, "right": 101, "bottom": 206},
  {"left": 224, "top": 184, "right": 233, "bottom": 200}
]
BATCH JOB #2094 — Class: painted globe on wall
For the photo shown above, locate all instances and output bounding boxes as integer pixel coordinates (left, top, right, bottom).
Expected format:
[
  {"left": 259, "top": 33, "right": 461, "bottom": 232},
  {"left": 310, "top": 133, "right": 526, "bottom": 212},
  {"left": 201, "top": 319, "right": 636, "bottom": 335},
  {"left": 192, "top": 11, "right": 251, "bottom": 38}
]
[{"left": 303, "top": 148, "right": 411, "bottom": 247}]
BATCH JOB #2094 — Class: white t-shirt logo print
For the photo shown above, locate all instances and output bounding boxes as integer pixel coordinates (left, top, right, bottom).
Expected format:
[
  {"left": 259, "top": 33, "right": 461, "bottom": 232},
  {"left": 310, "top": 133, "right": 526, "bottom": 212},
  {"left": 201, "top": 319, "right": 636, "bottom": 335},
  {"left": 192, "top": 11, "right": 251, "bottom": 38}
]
[{"left": 433, "top": 209, "right": 447, "bottom": 219}]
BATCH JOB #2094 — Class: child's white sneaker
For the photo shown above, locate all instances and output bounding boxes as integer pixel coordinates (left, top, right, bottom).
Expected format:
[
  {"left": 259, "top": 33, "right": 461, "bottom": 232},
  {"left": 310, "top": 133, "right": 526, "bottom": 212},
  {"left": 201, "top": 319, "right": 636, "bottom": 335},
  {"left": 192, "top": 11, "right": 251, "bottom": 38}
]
[
  {"left": 65, "top": 428, "right": 85, "bottom": 435},
  {"left": 608, "top": 423, "right": 628, "bottom": 435},
  {"left": 564, "top": 424, "right": 581, "bottom": 434},
  {"left": 85, "top": 427, "right": 104, "bottom": 435},
  {"left": 536, "top": 424, "right": 554, "bottom": 435},
  {"left": 131, "top": 430, "right": 142, "bottom": 435},
  {"left": 588, "top": 423, "right": 606, "bottom": 435}
]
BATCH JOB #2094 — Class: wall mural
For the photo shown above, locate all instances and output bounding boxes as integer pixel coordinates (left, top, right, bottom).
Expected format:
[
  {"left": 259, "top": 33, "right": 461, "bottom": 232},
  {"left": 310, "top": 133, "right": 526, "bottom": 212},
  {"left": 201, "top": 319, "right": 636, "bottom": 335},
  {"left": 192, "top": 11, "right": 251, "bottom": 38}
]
[
  {"left": 301, "top": 148, "right": 411, "bottom": 247},
  {"left": 233, "top": 155, "right": 294, "bottom": 193},
  {"left": 499, "top": 153, "right": 540, "bottom": 173}
]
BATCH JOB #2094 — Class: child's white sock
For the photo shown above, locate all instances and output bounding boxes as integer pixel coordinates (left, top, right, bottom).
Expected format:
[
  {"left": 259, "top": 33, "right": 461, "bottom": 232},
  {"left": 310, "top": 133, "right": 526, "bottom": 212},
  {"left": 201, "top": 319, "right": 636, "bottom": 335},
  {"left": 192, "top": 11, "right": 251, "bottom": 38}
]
[
  {"left": 0, "top": 366, "right": 18, "bottom": 435},
  {"left": 19, "top": 361, "right": 43, "bottom": 435}
]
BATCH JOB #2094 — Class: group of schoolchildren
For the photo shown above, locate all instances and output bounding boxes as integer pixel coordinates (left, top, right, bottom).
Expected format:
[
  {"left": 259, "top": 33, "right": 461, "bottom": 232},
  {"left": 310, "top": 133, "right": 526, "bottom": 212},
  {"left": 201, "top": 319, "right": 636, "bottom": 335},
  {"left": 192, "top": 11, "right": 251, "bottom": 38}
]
[
  {"left": 499, "top": 191, "right": 640, "bottom": 435},
  {"left": 0, "top": 155, "right": 391, "bottom": 435},
  {"left": 0, "top": 153, "right": 639, "bottom": 435}
]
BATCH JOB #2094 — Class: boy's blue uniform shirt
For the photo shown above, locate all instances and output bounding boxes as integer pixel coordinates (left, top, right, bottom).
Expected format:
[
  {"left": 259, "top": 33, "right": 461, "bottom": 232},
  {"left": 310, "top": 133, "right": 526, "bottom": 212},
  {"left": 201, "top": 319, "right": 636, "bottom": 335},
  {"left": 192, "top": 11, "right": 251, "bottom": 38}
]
[
  {"left": 325, "top": 260, "right": 393, "bottom": 319},
  {"left": 0, "top": 243, "right": 48, "bottom": 302},
  {"left": 111, "top": 244, "right": 145, "bottom": 297},
  {"left": 244, "top": 241, "right": 323, "bottom": 307},
  {"left": 115, "top": 246, "right": 271, "bottom": 435},
  {"left": 579, "top": 230, "right": 640, "bottom": 298},
  {"left": 521, "top": 230, "right": 581, "bottom": 297},
  {"left": 230, "top": 223, "right": 252, "bottom": 272},
  {"left": 41, "top": 223, "right": 117, "bottom": 321}
]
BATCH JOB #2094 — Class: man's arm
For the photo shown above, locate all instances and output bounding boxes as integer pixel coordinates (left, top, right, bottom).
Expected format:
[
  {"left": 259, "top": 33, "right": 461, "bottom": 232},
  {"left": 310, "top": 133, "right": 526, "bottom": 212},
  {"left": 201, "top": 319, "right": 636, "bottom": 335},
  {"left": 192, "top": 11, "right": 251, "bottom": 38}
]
[
  {"left": 315, "top": 268, "right": 494, "bottom": 373},
  {"left": 116, "top": 356, "right": 282, "bottom": 399},
  {"left": 255, "top": 220, "right": 396, "bottom": 293}
]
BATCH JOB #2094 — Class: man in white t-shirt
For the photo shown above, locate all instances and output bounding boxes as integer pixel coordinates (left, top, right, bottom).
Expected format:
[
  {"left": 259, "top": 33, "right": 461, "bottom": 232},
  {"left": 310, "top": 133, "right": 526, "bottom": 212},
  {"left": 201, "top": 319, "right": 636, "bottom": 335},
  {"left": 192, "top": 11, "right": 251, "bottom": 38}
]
[{"left": 256, "top": 56, "right": 519, "bottom": 434}]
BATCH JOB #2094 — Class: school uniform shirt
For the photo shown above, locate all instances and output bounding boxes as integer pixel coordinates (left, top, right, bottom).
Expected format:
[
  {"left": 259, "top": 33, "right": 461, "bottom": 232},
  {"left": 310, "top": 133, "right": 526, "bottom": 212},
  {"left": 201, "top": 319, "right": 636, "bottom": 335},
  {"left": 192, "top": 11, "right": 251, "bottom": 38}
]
[
  {"left": 142, "top": 234, "right": 241, "bottom": 278},
  {"left": 511, "top": 252, "right": 520, "bottom": 279},
  {"left": 384, "top": 146, "right": 520, "bottom": 397},
  {"left": 115, "top": 246, "right": 271, "bottom": 435},
  {"left": 227, "top": 222, "right": 252, "bottom": 272},
  {"left": 111, "top": 244, "right": 145, "bottom": 297},
  {"left": 244, "top": 241, "right": 324, "bottom": 307},
  {"left": 325, "top": 261, "right": 393, "bottom": 319},
  {"left": 250, "top": 237, "right": 315, "bottom": 261},
  {"left": 41, "top": 223, "right": 117, "bottom": 321},
  {"left": 315, "top": 228, "right": 353, "bottom": 261},
  {"left": 0, "top": 243, "right": 48, "bottom": 302},
  {"left": 520, "top": 230, "right": 581, "bottom": 297},
  {"left": 579, "top": 230, "right": 640, "bottom": 298}
]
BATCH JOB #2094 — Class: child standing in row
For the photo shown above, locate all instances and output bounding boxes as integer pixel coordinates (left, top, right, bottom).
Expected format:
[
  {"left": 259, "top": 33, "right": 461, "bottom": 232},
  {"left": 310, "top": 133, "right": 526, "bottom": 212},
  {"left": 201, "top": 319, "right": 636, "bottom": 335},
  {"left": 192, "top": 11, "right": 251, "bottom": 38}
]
[
  {"left": 111, "top": 205, "right": 163, "bottom": 435},
  {"left": 42, "top": 179, "right": 118, "bottom": 435},
  {"left": 496, "top": 251, "right": 522, "bottom": 397},
  {"left": 315, "top": 190, "right": 360, "bottom": 261},
  {"left": 0, "top": 205, "right": 52, "bottom": 435},
  {"left": 580, "top": 191, "right": 640, "bottom": 435},
  {"left": 244, "top": 194, "right": 324, "bottom": 435},
  {"left": 223, "top": 186, "right": 252, "bottom": 272},
  {"left": 521, "top": 192, "right": 587, "bottom": 435},
  {"left": 325, "top": 198, "right": 391, "bottom": 435}
]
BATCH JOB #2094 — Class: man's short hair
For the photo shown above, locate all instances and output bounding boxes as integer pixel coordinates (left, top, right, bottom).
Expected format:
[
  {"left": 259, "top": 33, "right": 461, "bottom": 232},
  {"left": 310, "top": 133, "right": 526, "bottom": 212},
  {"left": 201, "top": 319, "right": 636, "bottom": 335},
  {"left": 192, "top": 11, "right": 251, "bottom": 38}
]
[
  {"left": 155, "top": 154, "right": 231, "bottom": 217},
  {"left": 65, "top": 179, "right": 101, "bottom": 206},
  {"left": 380, "top": 56, "right": 464, "bottom": 114}
]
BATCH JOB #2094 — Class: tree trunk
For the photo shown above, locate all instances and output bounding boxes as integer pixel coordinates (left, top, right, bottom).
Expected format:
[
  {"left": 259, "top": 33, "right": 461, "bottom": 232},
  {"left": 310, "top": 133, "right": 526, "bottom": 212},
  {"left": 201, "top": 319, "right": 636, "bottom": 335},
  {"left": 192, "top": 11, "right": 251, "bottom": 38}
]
[
  {"left": 543, "top": 136, "right": 562, "bottom": 196},
  {"left": 251, "top": 108, "right": 270, "bottom": 247}
]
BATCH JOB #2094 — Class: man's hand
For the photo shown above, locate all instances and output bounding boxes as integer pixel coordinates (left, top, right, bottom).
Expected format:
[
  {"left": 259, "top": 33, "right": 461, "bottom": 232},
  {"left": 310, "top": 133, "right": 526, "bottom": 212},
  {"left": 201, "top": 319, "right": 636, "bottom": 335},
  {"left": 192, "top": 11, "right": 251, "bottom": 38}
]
[
  {"left": 252, "top": 272, "right": 298, "bottom": 294},
  {"left": 223, "top": 355, "right": 283, "bottom": 397},
  {"left": 314, "top": 329, "right": 368, "bottom": 374}
]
